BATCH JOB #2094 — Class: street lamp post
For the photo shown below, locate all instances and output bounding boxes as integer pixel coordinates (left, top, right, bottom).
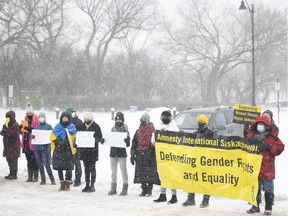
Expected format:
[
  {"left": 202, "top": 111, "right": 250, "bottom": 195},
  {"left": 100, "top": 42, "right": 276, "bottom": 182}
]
[{"left": 239, "top": 0, "right": 256, "bottom": 106}]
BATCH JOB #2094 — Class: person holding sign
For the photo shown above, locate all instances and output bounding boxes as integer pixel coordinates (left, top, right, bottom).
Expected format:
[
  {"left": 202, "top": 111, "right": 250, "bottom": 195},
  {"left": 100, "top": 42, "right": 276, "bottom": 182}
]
[
  {"left": 101, "top": 112, "right": 130, "bottom": 196},
  {"left": 182, "top": 114, "right": 216, "bottom": 208},
  {"left": 79, "top": 112, "right": 103, "bottom": 193},
  {"left": 130, "top": 112, "right": 160, "bottom": 197},
  {"left": 33, "top": 112, "right": 56, "bottom": 185},
  {"left": 0, "top": 111, "right": 21, "bottom": 180},
  {"left": 154, "top": 110, "right": 179, "bottom": 204},
  {"left": 50, "top": 112, "right": 77, "bottom": 191},
  {"left": 246, "top": 115, "right": 284, "bottom": 215},
  {"left": 20, "top": 102, "right": 39, "bottom": 182}
]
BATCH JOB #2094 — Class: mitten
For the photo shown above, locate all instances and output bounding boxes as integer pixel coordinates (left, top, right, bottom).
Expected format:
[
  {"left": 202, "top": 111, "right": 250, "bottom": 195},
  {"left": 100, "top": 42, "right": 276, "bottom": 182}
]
[
  {"left": 100, "top": 138, "right": 105, "bottom": 144},
  {"left": 130, "top": 157, "right": 135, "bottom": 165},
  {"left": 124, "top": 137, "right": 130, "bottom": 147},
  {"left": 73, "top": 143, "right": 78, "bottom": 148},
  {"left": 258, "top": 143, "right": 271, "bottom": 152},
  {"left": 29, "top": 134, "right": 35, "bottom": 139}
]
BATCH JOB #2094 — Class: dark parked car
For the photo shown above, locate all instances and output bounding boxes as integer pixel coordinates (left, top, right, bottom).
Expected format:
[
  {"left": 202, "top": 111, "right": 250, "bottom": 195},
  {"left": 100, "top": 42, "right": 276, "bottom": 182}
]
[{"left": 173, "top": 106, "right": 244, "bottom": 137}]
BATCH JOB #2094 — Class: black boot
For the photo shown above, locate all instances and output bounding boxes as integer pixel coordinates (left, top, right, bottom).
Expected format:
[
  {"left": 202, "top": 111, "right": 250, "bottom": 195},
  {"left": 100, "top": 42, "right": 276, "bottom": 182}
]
[
  {"left": 32, "top": 170, "right": 39, "bottom": 182},
  {"left": 200, "top": 194, "right": 210, "bottom": 208},
  {"left": 153, "top": 193, "right": 167, "bottom": 202},
  {"left": 168, "top": 195, "right": 178, "bottom": 204},
  {"left": 26, "top": 169, "right": 33, "bottom": 182},
  {"left": 146, "top": 184, "right": 153, "bottom": 197},
  {"left": 263, "top": 192, "right": 273, "bottom": 215},
  {"left": 82, "top": 183, "right": 90, "bottom": 192},
  {"left": 40, "top": 175, "right": 46, "bottom": 185},
  {"left": 89, "top": 182, "right": 95, "bottom": 193},
  {"left": 182, "top": 193, "right": 196, "bottom": 206},
  {"left": 139, "top": 184, "right": 147, "bottom": 197},
  {"left": 246, "top": 205, "right": 260, "bottom": 214},
  {"left": 5, "top": 173, "right": 11, "bottom": 179}
]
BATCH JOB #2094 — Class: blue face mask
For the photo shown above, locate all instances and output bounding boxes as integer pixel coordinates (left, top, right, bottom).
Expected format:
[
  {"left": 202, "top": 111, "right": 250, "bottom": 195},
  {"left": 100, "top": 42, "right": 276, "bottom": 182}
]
[{"left": 257, "top": 124, "right": 265, "bottom": 133}]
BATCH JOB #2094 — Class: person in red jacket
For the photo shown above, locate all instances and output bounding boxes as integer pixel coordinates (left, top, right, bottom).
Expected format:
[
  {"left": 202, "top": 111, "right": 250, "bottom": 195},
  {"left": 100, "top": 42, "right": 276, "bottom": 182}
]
[{"left": 246, "top": 116, "right": 284, "bottom": 215}]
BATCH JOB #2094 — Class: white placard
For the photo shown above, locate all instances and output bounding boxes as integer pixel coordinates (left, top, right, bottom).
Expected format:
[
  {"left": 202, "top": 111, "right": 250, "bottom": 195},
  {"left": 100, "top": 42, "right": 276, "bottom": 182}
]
[
  {"left": 31, "top": 130, "right": 52, "bottom": 145},
  {"left": 102, "top": 132, "right": 127, "bottom": 148},
  {"left": 75, "top": 131, "right": 95, "bottom": 148}
]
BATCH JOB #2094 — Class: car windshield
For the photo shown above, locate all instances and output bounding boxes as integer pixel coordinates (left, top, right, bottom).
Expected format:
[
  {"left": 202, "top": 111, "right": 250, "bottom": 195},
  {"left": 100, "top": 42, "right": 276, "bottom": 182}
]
[{"left": 174, "top": 112, "right": 212, "bottom": 130}]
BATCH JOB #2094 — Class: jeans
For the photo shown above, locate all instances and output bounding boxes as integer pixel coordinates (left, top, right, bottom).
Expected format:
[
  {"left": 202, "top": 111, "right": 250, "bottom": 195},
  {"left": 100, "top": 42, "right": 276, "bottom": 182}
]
[
  {"left": 58, "top": 170, "right": 72, "bottom": 181},
  {"left": 34, "top": 144, "right": 53, "bottom": 178}
]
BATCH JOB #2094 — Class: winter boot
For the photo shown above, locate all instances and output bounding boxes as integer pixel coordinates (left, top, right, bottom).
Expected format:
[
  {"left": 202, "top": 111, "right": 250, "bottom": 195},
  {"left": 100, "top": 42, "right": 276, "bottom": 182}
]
[
  {"left": 153, "top": 193, "right": 167, "bottom": 202},
  {"left": 119, "top": 184, "right": 128, "bottom": 196},
  {"left": 4, "top": 173, "right": 11, "bottom": 179},
  {"left": 65, "top": 181, "right": 71, "bottom": 191},
  {"left": 182, "top": 193, "right": 196, "bottom": 206},
  {"left": 26, "top": 169, "right": 33, "bottom": 182},
  {"left": 200, "top": 195, "right": 210, "bottom": 208},
  {"left": 89, "top": 182, "right": 95, "bottom": 193},
  {"left": 40, "top": 175, "right": 46, "bottom": 185},
  {"left": 146, "top": 184, "right": 153, "bottom": 197},
  {"left": 73, "top": 179, "right": 81, "bottom": 187},
  {"left": 58, "top": 181, "right": 65, "bottom": 191},
  {"left": 50, "top": 176, "right": 56, "bottom": 185},
  {"left": 168, "top": 195, "right": 178, "bottom": 204},
  {"left": 10, "top": 170, "right": 17, "bottom": 180},
  {"left": 246, "top": 205, "right": 260, "bottom": 214},
  {"left": 32, "top": 170, "right": 39, "bottom": 182},
  {"left": 139, "top": 184, "right": 147, "bottom": 197},
  {"left": 264, "top": 192, "right": 273, "bottom": 215},
  {"left": 82, "top": 183, "right": 90, "bottom": 192},
  {"left": 108, "top": 183, "right": 117, "bottom": 195}
]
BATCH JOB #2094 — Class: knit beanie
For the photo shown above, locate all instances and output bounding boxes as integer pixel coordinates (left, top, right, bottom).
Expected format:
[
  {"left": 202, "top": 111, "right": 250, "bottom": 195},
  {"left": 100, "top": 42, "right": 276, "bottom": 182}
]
[
  {"left": 196, "top": 114, "right": 209, "bottom": 125},
  {"left": 83, "top": 112, "right": 93, "bottom": 121},
  {"left": 262, "top": 110, "right": 273, "bottom": 119},
  {"left": 115, "top": 112, "right": 124, "bottom": 122},
  {"left": 66, "top": 105, "right": 76, "bottom": 113},
  {"left": 38, "top": 112, "right": 46, "bottom": 118},
  {"left": 140, "top": 112, "right": 150, "bottom": 122},
  {"left": 161, "top": 110, "right": 172, "bottom": 117},
  {"left": 26, "top": 102, "right": 34, "bottom": 114}
]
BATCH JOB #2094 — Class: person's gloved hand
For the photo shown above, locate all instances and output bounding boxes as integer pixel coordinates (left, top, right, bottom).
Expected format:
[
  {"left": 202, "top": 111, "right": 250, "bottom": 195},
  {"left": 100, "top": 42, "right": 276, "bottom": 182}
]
[
  {"left": 124, "top": 138, "right": 130, "bottom": 147},
  {"left": 258, "top": 143, "right": 271, "bottom": 152},
  {"left": 73, "top": 143, "right": 78, "bottom": 148},
  {"left": 29, "top": 134, "right": 35, "bottom": 139},
  {"left": 24, "top": 126, "right": 32, "bottom": 133},
  {"left": 100, "top": 138, "right": 105, "bottom": 144},
  {"left": 130, "top": 156, "right": 135, "bottom": 165}
]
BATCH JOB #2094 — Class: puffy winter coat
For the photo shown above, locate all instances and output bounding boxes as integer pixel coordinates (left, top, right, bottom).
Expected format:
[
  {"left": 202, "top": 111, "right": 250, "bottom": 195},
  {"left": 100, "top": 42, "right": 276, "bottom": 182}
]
[
  {"left": 247, "top": 116, "right": 284, "bottom": 180},
  {"left": 0, "top": 111, "right": 20, "bottom": 158},
  {"left": 131, "top": 126, "right": 160, "bottom": 185},
  {"left": 20, "top": 114, "right": 38, "bottom": 151},
  {"left": 79, "top": 121, "right": 103, "bottom": 162}
]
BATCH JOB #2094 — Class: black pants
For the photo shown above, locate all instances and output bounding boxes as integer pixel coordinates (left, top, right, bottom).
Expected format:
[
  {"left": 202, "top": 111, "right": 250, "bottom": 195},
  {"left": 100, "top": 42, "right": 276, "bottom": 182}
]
[
  {"left": 6, "top": 157, "right": 18, "bottom": 177},
  {"left": 74, "top": 150, "right": 82, "bottom": 183},
  {"left": 83, "top": 160, "right": 96, "bottom": 184},
  {"left": 25, "top": 150, "right": 38, "bottom": 171}
]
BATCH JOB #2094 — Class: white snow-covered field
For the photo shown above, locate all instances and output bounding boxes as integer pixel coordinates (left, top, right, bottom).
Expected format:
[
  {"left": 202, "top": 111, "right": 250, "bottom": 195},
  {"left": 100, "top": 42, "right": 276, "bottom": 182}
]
[{"left": 0, "top": 106, "right": 287, "bottom": 216}]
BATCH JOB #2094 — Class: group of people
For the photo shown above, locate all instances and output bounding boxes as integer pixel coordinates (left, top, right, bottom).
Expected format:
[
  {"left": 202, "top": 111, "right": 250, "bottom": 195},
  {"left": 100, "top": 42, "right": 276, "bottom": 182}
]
[{"left": 0, "top": 105, "right": 285, "bottom": 215}]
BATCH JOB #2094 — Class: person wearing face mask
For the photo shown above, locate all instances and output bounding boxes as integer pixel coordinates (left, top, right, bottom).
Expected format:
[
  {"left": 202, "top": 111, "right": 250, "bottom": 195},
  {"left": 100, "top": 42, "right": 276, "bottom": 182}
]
[
  {"left": 50, "top": 111, "right": 77, "bottom": 191},
  {"left": 66, "top": 105, "right": 83, "bottom": 187},
  {"left": 246, "top": 116, "right": 284, "bottom": 215},
  {"left": 0, "top": 111, "right": 21, "bottom": 180},
  {"left": 20, "top": 102, "right": 39, "bottom": 182},
  {"left": 130, "top": 112, "right": 160, "bottom": 197},
  {"left": 33, "top": 112, "right": 56, "bottom": 185},
  {"left": 182, "top": 114, "right": 216, "bottom": 208},
  {"left": 79, "top": 112, "right": 103, "bottom": 193},
  {"left": 154, "top": 110, "right": 179, "bottom": 204},
  {"left": 100, "top": 112, "right": 130, "bottom": 196}
]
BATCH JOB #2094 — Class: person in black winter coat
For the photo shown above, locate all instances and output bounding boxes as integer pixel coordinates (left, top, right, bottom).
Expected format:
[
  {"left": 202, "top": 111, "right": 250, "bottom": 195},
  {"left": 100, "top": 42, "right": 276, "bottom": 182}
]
[{"left": 79, "top": 112, "right": 103, "bottom": 193}]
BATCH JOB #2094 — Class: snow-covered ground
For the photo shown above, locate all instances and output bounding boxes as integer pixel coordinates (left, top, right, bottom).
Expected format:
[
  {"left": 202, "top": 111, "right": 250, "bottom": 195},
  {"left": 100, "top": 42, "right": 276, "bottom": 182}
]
[{"left": 0, "top": 106, "right": 287, "bottom": 216}]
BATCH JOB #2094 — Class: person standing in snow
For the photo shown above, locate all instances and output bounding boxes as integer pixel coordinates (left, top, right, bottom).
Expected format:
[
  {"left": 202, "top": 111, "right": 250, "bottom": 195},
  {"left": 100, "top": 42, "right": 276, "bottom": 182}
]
[
  {"left": 32, "top": 112, "right": 56, "bottom": 185},
  {"left": 20, "top": 103, "right": 39, "bottom": 182},
  {"left": 130, "top": 112, "right": 160, "bottom": 197},
  {"left": 246, "top": 115, "right": 284, "bottom": 215},
  {"left": 153, "top": 110, "right": 179, "bottom": 204},
  {"left": 50, "top": 111, "right": 77, "bottom": 191},
  {"left": 0, "top": 111, "right": 21, "bottom": 180},
  {"left": 101, "top": 112, "right": 130, "bottom": 196},
  {"left": 182, "top": 114, "right": 216, "bottom": 208},
  {"left": 66, "top": 105, "right": 83, "bottom": 187},
  {"left": 79, "top": 112, "right": 103, "bottom": 193}
]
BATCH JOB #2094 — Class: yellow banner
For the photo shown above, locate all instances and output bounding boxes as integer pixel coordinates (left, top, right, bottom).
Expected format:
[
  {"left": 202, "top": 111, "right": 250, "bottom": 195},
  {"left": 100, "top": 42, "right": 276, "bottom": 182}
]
[{"left": 155, "top": 131, "right": 262, "bottom": 206}]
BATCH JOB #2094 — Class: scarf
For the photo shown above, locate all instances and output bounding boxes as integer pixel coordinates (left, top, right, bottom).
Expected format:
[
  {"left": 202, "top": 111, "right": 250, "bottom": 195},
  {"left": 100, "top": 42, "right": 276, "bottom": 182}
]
[
  {"left": 52, "top": 122, "right": 76, "bottom": 140},
  {"left": 137, "top": 122, "right": 155, "bottom": 153}
]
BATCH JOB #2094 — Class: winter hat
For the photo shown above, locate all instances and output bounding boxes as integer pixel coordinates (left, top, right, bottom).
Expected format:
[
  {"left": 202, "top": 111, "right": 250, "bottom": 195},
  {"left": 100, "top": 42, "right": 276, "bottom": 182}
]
[
  {"left": 83, "top": 112, "right": 93, "bottom": 121},
  {"left": 197, "top": 114, "right": 209, "bottom": 125},
  {"left": 161, "top": 110, "right": 172, "bottom": 117},
  {"left": 38, "top": 112, "right": 46, "bottom": 118},
  {"left": 60, "top": 111, "right": 72, "bottom": 123},
  {"left": 115, "top": 112, "right": 124, "bottom": 122},
  {"left": 66, "top": 105, "right": 76, "bottom": 113},
  {"left": 262, "top": 110, "right": 273, "bottom": 119},
  {"left": 26, "top": 102, "right": 34, "bottom": 114},
  {"left": 140, "top": 112, "right": 150, "bottom": 122}
]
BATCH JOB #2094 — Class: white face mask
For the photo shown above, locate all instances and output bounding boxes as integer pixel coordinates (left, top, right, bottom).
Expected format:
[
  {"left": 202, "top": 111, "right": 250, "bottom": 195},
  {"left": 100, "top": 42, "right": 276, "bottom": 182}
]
[
  {"left": 257, "top": 124, "right": 265, "bottom": 133},
  {"left": 39, "top": 117, "right": 45, "bottom": 124},
  {"left": 71, "top": 112, "right": 76, "bottom": 118}
]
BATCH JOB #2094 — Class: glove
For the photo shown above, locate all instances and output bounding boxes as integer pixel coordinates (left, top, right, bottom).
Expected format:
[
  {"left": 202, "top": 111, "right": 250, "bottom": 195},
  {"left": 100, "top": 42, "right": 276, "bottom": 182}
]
[
  {"left": 100, "top": 138, "right": 105, "bottom": 144},
  {"left": 24, "top": 126, "right": 32, "bottom": 132},
  {"left": 93, "top": 133, "right": 97, "bottom": 138},
  {"left": 130, "top": 156, "right": 135, "bottom": 165},
  {"left": 73, "top": 143, "right": 78, "bottom": 148},
  {"left": 124, "top": 138, "right": 130, "bottom": 147},
  {"left": 29, "top": 134, "right": 35, "bottom": 139},
  {"left": 0, "top": 126, "right": 7, "bottom": 136},
  {"left": 258, "top": 143, "right": 271, "bottom": 152}
]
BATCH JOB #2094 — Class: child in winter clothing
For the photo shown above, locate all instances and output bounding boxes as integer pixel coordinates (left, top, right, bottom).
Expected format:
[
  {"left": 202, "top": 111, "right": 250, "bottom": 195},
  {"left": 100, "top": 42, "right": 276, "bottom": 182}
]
[
  {"left": 153, "top": 110, "right": 179, "bottom": 204},
  {"left": 101, "top": 112, "right": 130, "bottom": 196},
  {"left": 32, "top": 112, "right": 56, "bottom": 185},
  {"left": 130, "top": 112, "right": 160, "bottom": 197},
  {"left": 0, "top": 111, "right": 21, "bottom": 180},
  {"left": 20, "top": 103, "right": 39, "bottom": 182},
  {"left": 50, "top": 112, "right": 77, "bottom": 191},
  {"left": 79, "top": 112, "right": 103, "bottom": 193},
  {"left": 246, "top": 115, "right": 284, "bottom": 215}
]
